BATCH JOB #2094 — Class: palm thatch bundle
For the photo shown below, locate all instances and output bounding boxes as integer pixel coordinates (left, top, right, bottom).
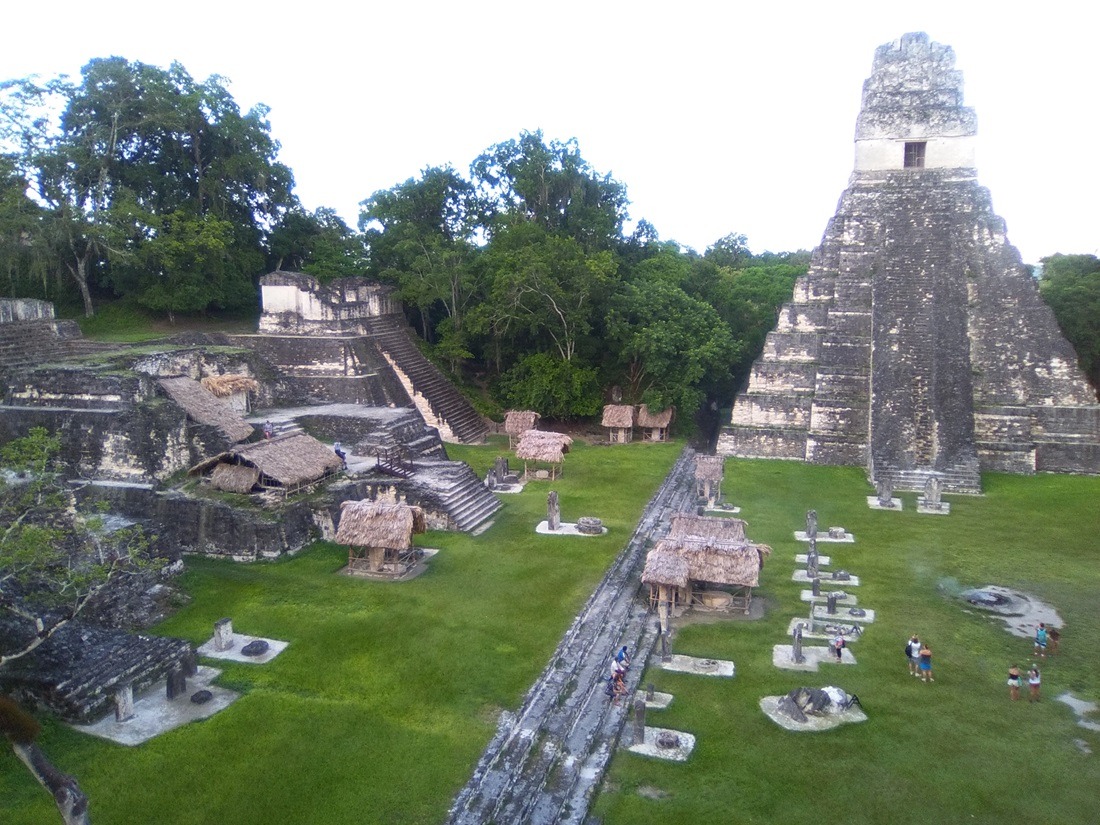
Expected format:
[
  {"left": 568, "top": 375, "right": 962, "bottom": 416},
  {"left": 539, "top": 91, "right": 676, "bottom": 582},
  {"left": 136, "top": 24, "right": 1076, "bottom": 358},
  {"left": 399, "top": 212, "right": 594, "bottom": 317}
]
[
  {"left": 335, "top": 501, "right": 427, "bottom": 550},
  {"left": 504, "top": 410, "right": 540, "bottom": 435},
  {"left": 601, "top": 404, "right": 635, "bottom": 428},
  {"left": 190, "top": 433, "right": 344, "bottom": 490},
  {"left": 669, "top": 513, "right": 747, "bottom": 542},
  {"left": 514, "top": 430, "right": 573, "bottom": 464},
  {"left": 210, "top": 463, "right": 260, "bottom": 493},
  {"left": 200, "top": 374, "right": 260, "bottom": 398},
  {"left": 695, "top": 455, "right": 725, "bottom": 482},
  {"left": 637, "top": 404, "right": 674, "bottom": 428},
  {"left": 641, "top": 548, "right": 690, "bottom": 588},
  {"left": 159, "top": 377, "right": 254, "bottom": 443},
  {"left": 652, "top": 536, "right": 765, "bottom": 588}
]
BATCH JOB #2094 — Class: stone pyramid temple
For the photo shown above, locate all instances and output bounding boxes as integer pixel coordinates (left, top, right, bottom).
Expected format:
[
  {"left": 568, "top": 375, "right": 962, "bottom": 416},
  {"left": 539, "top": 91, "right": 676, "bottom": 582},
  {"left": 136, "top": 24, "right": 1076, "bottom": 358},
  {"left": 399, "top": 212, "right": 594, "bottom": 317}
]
[{"left": 717, "top": 32, "right": 1100, "bottom": 491}]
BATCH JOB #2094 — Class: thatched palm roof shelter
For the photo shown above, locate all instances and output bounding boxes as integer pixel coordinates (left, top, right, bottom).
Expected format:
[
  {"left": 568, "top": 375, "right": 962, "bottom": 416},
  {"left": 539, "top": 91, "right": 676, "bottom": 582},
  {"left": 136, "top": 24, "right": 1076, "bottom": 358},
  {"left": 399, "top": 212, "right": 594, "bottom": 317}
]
[
  {"left": 159, "top": 377, "right": 254, "bottom": 443},
  {"left": 504, "top": 410, "right": 540, "bottom": 448},
  {"left": 200, "top": 374, "right": 259, "bottom": 412},
  {"left": 601, "top": 404, "right": 635, "bottom": 443},
  {"left": 637, "top": 405, "right": 674, "bottom": 441},
  {"left": 695, "top": 455, "right": 725, "bottom": 505},
  {"left": 514, "top": 430, "right": 573, "bottom": 480},
  {"left": 642, "top": 526, "right": 772, "bottom": 614},
  {"left": 210, "top": 463, "right": 261, "bottom": 493},
  {"left": 669, "top": 513, "right": 750, "bottom": 542},
  {"left": 335, "top": 500, "right": 427, "bottom": 577},
  {"left": 190, "top": 433, "right": 344, "bottom": 496}
]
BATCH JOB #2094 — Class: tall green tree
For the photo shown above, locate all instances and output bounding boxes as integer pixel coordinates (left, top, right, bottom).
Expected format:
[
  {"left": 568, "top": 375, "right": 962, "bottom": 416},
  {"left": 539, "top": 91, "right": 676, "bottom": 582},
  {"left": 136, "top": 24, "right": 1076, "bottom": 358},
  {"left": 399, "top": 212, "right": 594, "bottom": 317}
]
[{"left": 1040, "top": 253, "right": 1100, "bottom": 392}]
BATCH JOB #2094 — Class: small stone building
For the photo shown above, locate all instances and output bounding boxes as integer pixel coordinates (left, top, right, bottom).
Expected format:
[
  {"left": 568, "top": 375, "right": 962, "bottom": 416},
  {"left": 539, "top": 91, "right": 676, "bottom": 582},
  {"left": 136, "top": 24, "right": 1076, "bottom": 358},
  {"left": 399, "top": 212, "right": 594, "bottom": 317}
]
[
  {"left": 503, "top": 410, "right": 540, "bottom": 449},
  {"left": 335, "top": 500, "right": 427, "bottom": 577},
  {"left": 636, "top": 405, "right": 673, "bottom": 441},
  {"left": 514, "top": 430, "right": 573, "bottom": 480},
  {"left": 601, "top": 404, "right": 635, "bottom": 443},
  {"left": 190, "top": 433, "right": 344, "bottom": 496}
]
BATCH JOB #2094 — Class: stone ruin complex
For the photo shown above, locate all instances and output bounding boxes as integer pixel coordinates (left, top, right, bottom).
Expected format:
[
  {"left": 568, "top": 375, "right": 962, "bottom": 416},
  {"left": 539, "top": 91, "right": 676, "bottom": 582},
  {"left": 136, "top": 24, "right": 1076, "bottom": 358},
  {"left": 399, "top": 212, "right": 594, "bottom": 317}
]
[{"left": 718, "top": 33, "right": 1100, "bottom": 491}]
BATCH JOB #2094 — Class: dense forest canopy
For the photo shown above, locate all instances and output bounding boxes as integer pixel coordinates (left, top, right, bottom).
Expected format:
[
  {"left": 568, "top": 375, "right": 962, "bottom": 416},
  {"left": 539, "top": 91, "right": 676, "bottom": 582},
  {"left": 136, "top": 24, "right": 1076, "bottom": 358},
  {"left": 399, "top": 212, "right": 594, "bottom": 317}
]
[{"left": 1, "top": 56, "right": 1094, "bottom": 422}]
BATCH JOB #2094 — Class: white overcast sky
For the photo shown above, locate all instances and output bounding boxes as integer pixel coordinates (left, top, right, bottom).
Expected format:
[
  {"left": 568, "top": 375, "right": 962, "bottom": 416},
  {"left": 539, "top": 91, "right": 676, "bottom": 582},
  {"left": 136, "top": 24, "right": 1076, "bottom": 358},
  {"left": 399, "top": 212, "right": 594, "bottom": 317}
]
[{"left": 3, "top": 1, "right": 1097, "bottom": 263}]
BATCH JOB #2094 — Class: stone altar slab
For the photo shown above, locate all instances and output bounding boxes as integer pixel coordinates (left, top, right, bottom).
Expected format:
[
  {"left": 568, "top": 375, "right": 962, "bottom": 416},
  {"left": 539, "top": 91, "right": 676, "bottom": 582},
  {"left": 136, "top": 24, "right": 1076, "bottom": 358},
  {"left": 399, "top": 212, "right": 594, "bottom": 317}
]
[
  {"left": 198, "top": 633, "right": 289, "bottom": 664},
  {"left": 917, "top": 500, "right": 951, "bottom": 515},
  {"left": 794, "top": 531, "right": 854, "bottom": 543},
  {"left": 812, "top": 605, "right": 875, "bottom": 624},
  {"left": 626, "top": 727, "right": 696, "bottom": 761},
  {"left": 634, "top": 690, "right": 674, "bottom": 710},
  {"left": 795, "top": 553, "right": 831, "bottom": 566},
  {"left": 787, "top": 618, "right": 863, "bottom": 643},
  {"left": 792, "top": 570, "right": 860, "bottom": 586},
  {"left": 772, "top": 644, "right": 857, "bottom": 671},
  {"left": 535, "top": 520, "right": 607, "bottom": 536},
  {"left": 800, "top": 590, "right": 858, "bottom": 605},
  {"left": 867, "top": 496, "right": 903, "bottom": 510}
]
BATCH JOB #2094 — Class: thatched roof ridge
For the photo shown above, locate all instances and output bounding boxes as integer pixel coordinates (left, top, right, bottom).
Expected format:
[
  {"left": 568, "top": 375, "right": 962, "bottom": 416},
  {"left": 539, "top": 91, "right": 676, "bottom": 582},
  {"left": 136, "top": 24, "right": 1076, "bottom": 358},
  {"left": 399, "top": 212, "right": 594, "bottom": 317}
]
[
  {"left": 159, "top": 377, "right": 254, "bottom": 443},
  {"left": 515, "top": 430, "right": 573, "bottom": 463},
  {"left": 669, "top": 513, "right": 747, "bottom": 541},
  {"left": 695, "top": 454, "right": 725, "bottom": 482},
  {"left": 652, "top": 536, "right": 763, "bottom": 588},
  {"left": 641, "top": 548, "right": 690, "bottom": 588},
  {"left": 190, "top": 433, "right": 343, "bottom": 487},
  {"left": 504, "top": 410, "right": 540, "bottom": 435},
  {"left": 637, "top": 404, "right": 674, "bottom": 428},
  {"left": 210, "top": 463, "right": 260, "bottom": 493},
  {"left": 201, "top": 374, "right": 259, "bottom": 397},
  {"left": 601, "top": 404, "right": 635, "bottom": 428},
  {"left": 335, "top": 501, "right": 427, "bottom": 549}
]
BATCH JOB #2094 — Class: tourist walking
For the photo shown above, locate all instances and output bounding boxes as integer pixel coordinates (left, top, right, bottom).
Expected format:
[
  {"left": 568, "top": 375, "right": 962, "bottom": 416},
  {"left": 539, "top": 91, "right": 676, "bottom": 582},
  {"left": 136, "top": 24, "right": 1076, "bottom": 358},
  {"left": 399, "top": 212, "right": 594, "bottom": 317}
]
[
  {"left": 1028, "top": 666, "right": 1041, "bottom": 702},
  {"left": 1007, "top": 664, "right": 1022, "bottom": 701},
  {"left": 614, "top": 645, "right": 631, "bottom": 670},
  {"left": 906, "top": 635, "right": 921, "bottom": 677},
  {"left": 832, "top": 634, "right": 845, "bottom": 662},
  {"left": 918, "top": 643, "right": 934, "bottom": 682},
  {"left": 1034, "top": 623, "right": 1048, "bottom": 657}
]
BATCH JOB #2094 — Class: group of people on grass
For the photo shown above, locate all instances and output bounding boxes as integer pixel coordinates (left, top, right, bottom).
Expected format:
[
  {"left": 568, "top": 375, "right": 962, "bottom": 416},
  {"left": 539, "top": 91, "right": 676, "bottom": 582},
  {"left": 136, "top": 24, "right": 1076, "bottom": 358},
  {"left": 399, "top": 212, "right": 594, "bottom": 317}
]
[{"left": 906, "top": 623, "right": 1060, "bottom": 702}]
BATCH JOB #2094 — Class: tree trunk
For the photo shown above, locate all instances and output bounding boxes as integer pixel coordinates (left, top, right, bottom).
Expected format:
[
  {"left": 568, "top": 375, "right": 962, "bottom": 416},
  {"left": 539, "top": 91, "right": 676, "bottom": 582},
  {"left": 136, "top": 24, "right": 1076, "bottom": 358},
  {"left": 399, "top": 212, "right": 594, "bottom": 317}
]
[
  {"left": 66, "top": 250, "right": 95, "bottom": 318},
  {"left": 11, "top": 741, "right": 90, "bottom": 825}
]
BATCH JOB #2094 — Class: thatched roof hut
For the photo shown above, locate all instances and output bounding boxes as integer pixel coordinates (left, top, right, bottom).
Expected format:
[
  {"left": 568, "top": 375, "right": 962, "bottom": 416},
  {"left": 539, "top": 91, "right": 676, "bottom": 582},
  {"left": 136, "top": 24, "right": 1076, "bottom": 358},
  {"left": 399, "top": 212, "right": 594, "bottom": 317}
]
[
  {"left": 159, "top": 377, "right": 254, "bottom": 443},
  {"left": 637, "top": 405, "right": 673, "bottom": 440},
  {"left": 200, "top": 374, "right": 260, "bottom": 398},
  {"left": 504, "top": 410, "right": 540, "bottom": 448},
  {"left": 602, "top": 404, "right": 635, "bottom": 443},
  {"left": 335, "top": 500, "right": 427, "bottom": 577},
  {"left": 695, "top": 455, "right": 725, "bottom": 482},
  {"left": 190, "top": 433, "right": 344, "bottom": 494},
  {"left": 514, "top": 430, "right": 573, "bottom": 479},
  {"left": 669, "top": 513, "right": 749, "bottom": 542},
  {"left": 335, "top": 501, "right": 427, "bottom": 550}
]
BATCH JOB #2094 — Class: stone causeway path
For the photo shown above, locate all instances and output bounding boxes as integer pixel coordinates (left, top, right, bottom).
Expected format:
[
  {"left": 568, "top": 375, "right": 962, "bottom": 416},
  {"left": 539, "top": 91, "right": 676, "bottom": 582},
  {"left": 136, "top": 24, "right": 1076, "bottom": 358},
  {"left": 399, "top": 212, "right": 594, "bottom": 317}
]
[{"left": 446, "top": 447, "right": 699, "bottom": 825}]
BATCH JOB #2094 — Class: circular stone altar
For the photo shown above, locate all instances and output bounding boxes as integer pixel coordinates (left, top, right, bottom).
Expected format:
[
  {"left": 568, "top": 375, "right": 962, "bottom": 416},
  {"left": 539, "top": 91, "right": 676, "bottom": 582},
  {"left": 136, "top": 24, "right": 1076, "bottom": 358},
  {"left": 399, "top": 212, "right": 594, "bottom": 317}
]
[{"left": 699, "top": 591, "right": 734, "bottom": 609}]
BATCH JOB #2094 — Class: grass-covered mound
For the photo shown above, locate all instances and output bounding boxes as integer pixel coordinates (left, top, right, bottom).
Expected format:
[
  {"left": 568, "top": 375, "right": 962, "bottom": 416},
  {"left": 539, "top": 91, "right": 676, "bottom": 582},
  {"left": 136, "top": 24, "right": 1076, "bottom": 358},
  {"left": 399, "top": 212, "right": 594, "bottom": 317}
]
[
  {"left": 594, "top": 461, "right": 1100, "bottom": 824},
  {"left": 0, "top": 438, "right": 679, "bottom": 824}
]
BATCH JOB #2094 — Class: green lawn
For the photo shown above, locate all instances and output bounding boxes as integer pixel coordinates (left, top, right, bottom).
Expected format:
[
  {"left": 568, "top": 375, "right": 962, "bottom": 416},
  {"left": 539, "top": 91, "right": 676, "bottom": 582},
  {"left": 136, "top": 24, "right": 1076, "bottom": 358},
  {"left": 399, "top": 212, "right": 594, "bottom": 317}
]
[
  {"left": 0, "top": 437, "right": 680, "bottom": 824},
  {"left": 593, "top": 461, "right": 1100, "bottom": 824}
]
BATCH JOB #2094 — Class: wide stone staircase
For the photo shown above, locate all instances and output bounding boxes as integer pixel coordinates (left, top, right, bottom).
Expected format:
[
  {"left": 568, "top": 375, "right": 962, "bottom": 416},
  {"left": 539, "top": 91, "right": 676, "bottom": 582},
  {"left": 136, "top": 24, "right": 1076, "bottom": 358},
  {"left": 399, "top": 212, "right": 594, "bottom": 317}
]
[
  {"left": 0, "top": 318, "right": 117, "bottom": 369},
  {"left": 446, "top": 447, "right": 698, "bottom": 825},
  {"left": 411, "top": 459, "right": 501, "bottom": 532},
  {"left": 361, "top": 315, "right": 488, "bottom": 444}
]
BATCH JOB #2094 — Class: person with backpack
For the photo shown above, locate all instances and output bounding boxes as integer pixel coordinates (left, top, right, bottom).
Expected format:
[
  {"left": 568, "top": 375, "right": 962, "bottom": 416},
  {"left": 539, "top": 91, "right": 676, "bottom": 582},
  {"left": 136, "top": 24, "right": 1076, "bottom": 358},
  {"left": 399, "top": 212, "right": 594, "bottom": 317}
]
[
  {"left": 905, "top": 635, "right": 921, "bottom": 677},
  {"left": 1034, "top": 623, "right": 1048, "bottom": 658}
]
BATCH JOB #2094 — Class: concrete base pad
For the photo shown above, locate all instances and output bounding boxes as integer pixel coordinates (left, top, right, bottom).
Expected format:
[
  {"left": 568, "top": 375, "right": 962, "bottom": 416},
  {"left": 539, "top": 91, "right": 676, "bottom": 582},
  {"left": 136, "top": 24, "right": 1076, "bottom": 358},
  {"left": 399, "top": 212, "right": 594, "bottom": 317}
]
[
  {"left": 800, "top": 590, "right": 857, "bottom": 605},
  {"left": 635, "top": 690, "right": 674, "bottom": 710},
  {"left": 626, "top": 726, "right": 696, "bottom": 761},
  {"left": 658, "top": 654, "right": 734, "bottom": 677},
  {"left": 535, "top": 520, "right": 607, "bottom": 536},
  {"left": 760, "top": 695, "right": 867, "bottom": 731},
  {"left": 795, "top": 553, "right": 831, "bottom": 566},
  {"left": 794, "top": 531, "right": 854, "bottom": 543},
  {"left": 198, "top": 634, "right": 289, "bottom": 664},
  {"left": 867, "top": 496, "right": 903, "bottom": 510},
  {"left": 917, "top": 501, "right": 951, "bottom": 515},
  {"left": 793, "top": 570, "right": 860, "bottom": 586},
  {"left": 787, "top": 618, "right": 862, "bottom": 643},
  {"left": 71, "top": 666, "right": 237, "bottom": 746},
  {"left": 338, "top": 548, "right": 440, "bottom": 581},
  {"left": 705, "top": 505, "right": 741, "bottom": 514},
  {"left": 772, "top": 644, "right": 857, "bottom": 671}
]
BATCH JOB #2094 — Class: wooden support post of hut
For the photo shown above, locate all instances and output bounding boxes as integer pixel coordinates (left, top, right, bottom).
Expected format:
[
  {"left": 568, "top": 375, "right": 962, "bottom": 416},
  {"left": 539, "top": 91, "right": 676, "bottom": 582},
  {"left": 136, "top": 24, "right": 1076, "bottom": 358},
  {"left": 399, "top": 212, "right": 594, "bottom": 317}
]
[
  {"left": 694, "top": 455, "right": 725, "bottom": 507},
  {"left": 514, "top": 430, "right": 573, "bottom": 480},
  {"left": 503, "top": 410, "right": 540, "bottom": 450},
  {"left": 335, "top": 501, "right": 427, "bottom": 578},
  {"left": 637, "top": 405, "right": 673, "bottom": 442},
  {"left": 601, "top": 404, "right": 635, "bottom": 443}
]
